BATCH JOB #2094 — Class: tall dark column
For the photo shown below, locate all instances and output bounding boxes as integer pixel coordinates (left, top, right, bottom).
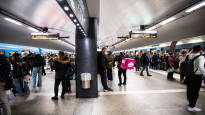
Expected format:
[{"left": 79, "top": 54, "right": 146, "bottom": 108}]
[{"left": 75, "top": 18, "right": 98, "bottom": 98}]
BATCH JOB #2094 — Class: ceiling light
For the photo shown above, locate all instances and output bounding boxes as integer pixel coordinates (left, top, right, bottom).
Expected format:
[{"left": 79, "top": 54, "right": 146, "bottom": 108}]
[
  {"left": 27, "top": 27, "right": 38, "bottom": 32},
  {"left": 76, "top": 23, "right": 80, "bottom": 26},
  {"left": 64, "top": 6, "right": 69, "bottom": 11},
  {"left": 147, "top": 26, "right": 157, "bottom": 31},
  {"left": 4, "top": 18, "right": 22, "bottom": 26},
  {"left": 186, "top": 1, "right": 205, "bottom": 13},
  {"left": 57, "top": 0, "right": 63, "bottom": 2},
  {"left": 69, "top": 13, "right": 74, "bottom": 18},
  {"left": 159, "top": 17, "right": 176, "bottom": 25},
  {"left": 73, "top": 19, "right": 77, "bottom": 22},
  {"left": 81, "top": 29, "right": 83, "bottom": 32},
  {"left": 79, "top": 27, "right": 82, "bottom": 29}
]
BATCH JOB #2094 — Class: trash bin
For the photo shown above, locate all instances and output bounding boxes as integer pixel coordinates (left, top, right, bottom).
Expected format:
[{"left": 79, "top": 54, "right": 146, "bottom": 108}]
[{"left": 81, "top": 73, "right": 92, "bottom": 89}]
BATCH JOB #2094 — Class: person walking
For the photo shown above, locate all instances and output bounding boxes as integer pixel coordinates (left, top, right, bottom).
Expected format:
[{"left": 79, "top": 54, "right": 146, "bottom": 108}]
[
  {"left": 179, "top": 45, "right": 205, "bottom": 112},
  {"left": 0, "top": 54, "right": 11, "bottom": 115},
  {"left": 32, "top": 54, "right": 44, "bottom": 88},
  {"left": 140, "top": 53, "right": 152, "bottom": 76},
  {"left": 97, "top": 47, "right": 113, "bottom": 91},
  {"left": 107, "top": 52, "right": 114, "bottom": 81},
  {"left": 52, "top": 51, "right": 70, "bottom": 100},
  {"left": 116, "top": 52, "right": 127, "bottom": 86}
]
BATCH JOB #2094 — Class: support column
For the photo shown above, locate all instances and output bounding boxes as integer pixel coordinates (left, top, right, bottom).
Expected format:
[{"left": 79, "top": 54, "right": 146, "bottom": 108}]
[{"left": 75, "top": 18, "right": 98, "bottom": 98}]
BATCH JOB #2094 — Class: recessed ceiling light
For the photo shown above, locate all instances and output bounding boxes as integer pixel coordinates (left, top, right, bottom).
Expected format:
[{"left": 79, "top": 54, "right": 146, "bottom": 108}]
[
  {"left": 76, "top": 23, "right": 80, "bottom": 26},
  {"left": 4, "top": 18, "right": 22, "bottom": 26},
  {"left": 64, "top": 6, "right": 69, "bottom": 11},
  {"left": 73, "top": 19, "right": 77, "bottom": 22},
  {"left": 79, "top": 27, "right": 82, "bottom": 29},
  {"left": 69, "top": 13, "right": 74, "bottom": 18},
  {"left": 81, "top": 29, "right": 83, "bottom": 32},
  {"left": 186, "top": 1, "right": 205, "bottom": 13}
]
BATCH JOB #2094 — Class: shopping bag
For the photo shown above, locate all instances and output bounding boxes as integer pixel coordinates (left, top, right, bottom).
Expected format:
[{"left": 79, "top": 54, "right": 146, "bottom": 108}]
[{"left": 166, "top": 67, "right": 174, "bottom": 73}]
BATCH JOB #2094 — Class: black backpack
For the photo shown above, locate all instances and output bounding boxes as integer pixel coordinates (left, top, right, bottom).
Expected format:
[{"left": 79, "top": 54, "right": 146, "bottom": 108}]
[{"left": 180, "top": 55, "right": 201, "bottom": 76}]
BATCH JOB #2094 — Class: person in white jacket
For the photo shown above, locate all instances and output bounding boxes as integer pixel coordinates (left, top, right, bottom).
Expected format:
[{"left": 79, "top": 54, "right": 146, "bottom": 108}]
[{"left": 179, "top": 45, "right": 205, "bottom": 112}]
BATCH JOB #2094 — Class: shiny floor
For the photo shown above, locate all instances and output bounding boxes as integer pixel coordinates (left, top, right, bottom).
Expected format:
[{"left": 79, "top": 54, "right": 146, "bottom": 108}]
[{"left": 10, "top": 68, "right": 205, "bottom": 115}]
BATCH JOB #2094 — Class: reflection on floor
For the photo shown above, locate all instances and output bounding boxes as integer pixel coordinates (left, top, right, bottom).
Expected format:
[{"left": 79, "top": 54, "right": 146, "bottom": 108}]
[{"left": 10, "top": 68, "right": 205, "bottom": 115}]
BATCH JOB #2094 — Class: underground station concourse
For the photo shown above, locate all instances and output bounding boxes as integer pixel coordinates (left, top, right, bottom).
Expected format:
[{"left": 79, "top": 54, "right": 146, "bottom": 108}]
[{"left": 0, "top": 0, "right": 205, "bottom": 115}]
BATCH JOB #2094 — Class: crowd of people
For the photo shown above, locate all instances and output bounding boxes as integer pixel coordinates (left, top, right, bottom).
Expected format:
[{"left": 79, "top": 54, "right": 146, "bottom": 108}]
[
  {"left": 1, "top": 45, "right": 205, "bottom": 114},
  {"left": 0, "top": 52, "right": 76, "bottom": 115}
]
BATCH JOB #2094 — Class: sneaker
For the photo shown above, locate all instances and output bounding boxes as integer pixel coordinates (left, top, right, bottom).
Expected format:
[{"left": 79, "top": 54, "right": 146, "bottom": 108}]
[
  {"left": 51, "top": 96, "right": 58, "bottom": 100},
  {"left": 187, "top": 106, "right": 202, "bottom": 112},
  {"left": 123, "top": 83, "right": 126, "bottom": 85},
  {"left": 147, "top": 75, "right": 152, "bottom": 76},
  {"left": 140, "top": 74, "right": 144, "bottom": 76},
  {"left": 104, "top": 88, "right": 113, "bottom": 92},
  {"left": 118, "top": 83, "right": 122, "bottom": 86}
]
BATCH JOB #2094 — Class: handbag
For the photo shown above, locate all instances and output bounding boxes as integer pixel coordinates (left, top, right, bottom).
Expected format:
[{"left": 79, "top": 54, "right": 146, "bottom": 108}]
[
  {"left": 6, "top": 90, "right": 15, "bottom": 101},
  {"left": 166, "top": 67, "right": 174, "bottom": 73}
]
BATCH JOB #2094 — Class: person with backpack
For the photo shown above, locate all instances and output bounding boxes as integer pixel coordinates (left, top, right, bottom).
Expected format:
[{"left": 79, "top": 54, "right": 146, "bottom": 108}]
[
  {"left": 140, "top": 53, "right": 152, "bottom": 77},
  {"left": 116, "top": 52, "right": 127, "bottom": 86},
  {"left": 32, "top": 54, "right": 44, "bottom": 88},
  {"left": 0, "top": 54, "right": 11, "bottom": 115},
  {"left": 179, "top": 45, "right": 205, "bottom": 112}
]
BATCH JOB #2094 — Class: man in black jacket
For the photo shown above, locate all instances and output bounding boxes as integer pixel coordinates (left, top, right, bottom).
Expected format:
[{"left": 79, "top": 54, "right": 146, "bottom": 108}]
[
  {"left": 140, "top": 53, "right": 152, "bottom": 76},
  {"left": 97, "top": 47, "right": 113, "bottom": 91},
  {"left": 52, "top": 51, "right": 70, "bottom": 100},
  {"left": 0, "top": 54, "right": 11, "bottom": 115}
]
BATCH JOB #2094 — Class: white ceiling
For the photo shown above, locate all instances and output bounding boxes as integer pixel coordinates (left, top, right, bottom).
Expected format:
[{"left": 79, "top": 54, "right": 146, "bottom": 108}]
[{"left": 98, "top": 0, "right": 202, "bottom": 47}]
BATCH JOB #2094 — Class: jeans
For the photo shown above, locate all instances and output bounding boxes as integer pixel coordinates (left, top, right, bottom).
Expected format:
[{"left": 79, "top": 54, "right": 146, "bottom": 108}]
[
  {"left": 54, "top": 78, "right": 67, "bottom": 97},
  {"left": 118, "top": 68, "right": 127, "bottom": 84},
  {"left": 140, "top": 65, "right": 150, "bottom": 75},
  {"left": 99, "top": 71, "right": 109, "bottom": 90},
  {"left": 107, "top": 68, "right": 113, "bottom": 81},
  {"left": 0, "top": 86, "right": 11, "bottom": 115},
  {"left": 32, "top": 67, "right": 42, "bottom": 87},
  {"left": 13, "top": 78, "right": 30, "bottom": 94}
]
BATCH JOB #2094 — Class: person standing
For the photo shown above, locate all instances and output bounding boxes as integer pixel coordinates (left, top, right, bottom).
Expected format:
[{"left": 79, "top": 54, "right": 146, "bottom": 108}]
[
  {"left": 166, "top": 52, "right": 177, "bottom": 80},
  {"left": 0, "top": 54, "right": 11, "bottom": 115},
  {"left": 116, "top": 52, "right": 127, "bottom": 85},
  {"left": 179, "top": 45, "right": 205, "bottom": 112},
  {"left": 178, "top": 51, "right": 187, "bottom": 83},
  {"left": 32, "top": 54, "right": 44, "bottom": 88},
  {"left": 135, "top": 55, "right": 141, "bottom": 71},
  {"left": 52, "top": 51, "right": 70, "bottom": 100},
  {"left": 97, "top": 47, "right": 113, "bottom": 91},
  {"left": 140, "top": 53, "right": 152, "bottom": 76},
  {"left": 107, "top": 52, "right": 114, "bottom": 81}
]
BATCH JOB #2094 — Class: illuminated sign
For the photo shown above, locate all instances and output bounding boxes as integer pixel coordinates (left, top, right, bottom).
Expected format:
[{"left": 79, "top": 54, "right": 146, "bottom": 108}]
[
  {"left": 31, "top": 33, "right": 59, "bottom": 40},
  {"left": 131, "top": 33, "right": 157, "bottom": 38}
]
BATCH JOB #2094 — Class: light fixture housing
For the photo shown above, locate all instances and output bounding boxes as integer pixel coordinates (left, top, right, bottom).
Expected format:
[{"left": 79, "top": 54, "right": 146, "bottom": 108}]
[
  {"left": 4, "top": 17, "right": 22, "bottom": 26},
  {"left": 185, "top": 1, "right": 205, "bottom": 13}
]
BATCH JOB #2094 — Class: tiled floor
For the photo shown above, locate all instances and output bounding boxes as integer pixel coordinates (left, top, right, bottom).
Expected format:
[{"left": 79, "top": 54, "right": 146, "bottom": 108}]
[{"left": 10, "top": 68, "right": 205, "bottom": 115}]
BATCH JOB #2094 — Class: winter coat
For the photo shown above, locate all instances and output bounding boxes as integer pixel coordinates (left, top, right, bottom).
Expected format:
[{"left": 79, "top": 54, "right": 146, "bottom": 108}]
[
  {"left": 141, "top": 54, "right": 150, "bottom": 66},
  {"left": 97, "top": 52, "right": 108, "bottom": 73},
  {"left": 54, "top": 57, "right": 69, "bottom": 79},
  {"left": 166, "top": 56, "right": 176, "bottom": 68},
  {"left": 107, "top": 55, "right": 114, "bottom": 69}
]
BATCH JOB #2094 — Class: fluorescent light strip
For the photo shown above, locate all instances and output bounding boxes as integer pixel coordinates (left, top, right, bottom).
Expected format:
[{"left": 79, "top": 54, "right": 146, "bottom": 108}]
[
  {"left": 186, "top": 1, "right": 205, "bottom": 13},
  {"left": 4, "top": 18, "right": 22, "bottom": 26},
  {"left": 159, "top": 17, "right": 176, "bottom": 25},
  {"left": 27, "top": 27, "right": 38, "bottom": 32}
]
